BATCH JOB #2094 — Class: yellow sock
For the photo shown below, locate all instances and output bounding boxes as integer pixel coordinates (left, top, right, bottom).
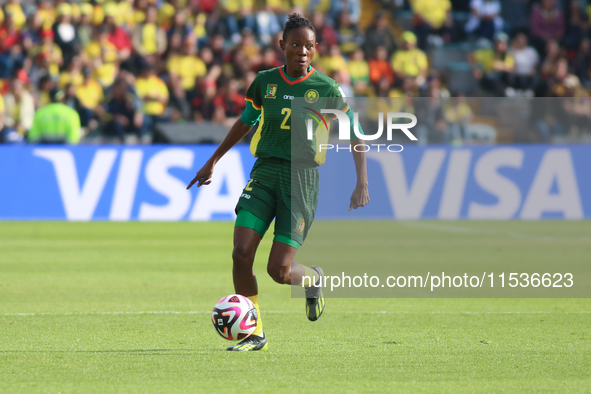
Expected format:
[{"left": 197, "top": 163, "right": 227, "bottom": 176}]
[
  {"left": 247, "top": 295, "right": 263, "bottom": 336},
  {"left": 299, "top": 265, "right": 318, "bottom": 287}
]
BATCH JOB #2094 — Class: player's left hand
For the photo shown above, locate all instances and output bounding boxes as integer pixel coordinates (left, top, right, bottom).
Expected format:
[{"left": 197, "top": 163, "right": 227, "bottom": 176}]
[
  {"left": 186, "top": 160, "right": 214, "bottom": 189},
  {"left": 348, "top": 184, "right": 369, "bottom": 211}
]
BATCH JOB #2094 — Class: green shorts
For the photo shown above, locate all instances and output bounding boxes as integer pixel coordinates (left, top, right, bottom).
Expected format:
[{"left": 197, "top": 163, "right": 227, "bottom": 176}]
[{"left": 235, "top": 157, "right": 319, "bottom": 248}]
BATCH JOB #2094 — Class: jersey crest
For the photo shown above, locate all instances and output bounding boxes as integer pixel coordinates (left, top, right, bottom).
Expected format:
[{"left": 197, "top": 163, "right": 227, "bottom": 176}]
[
  {"left": 304, "top": 89, "right": 319, "bottom": 103},
  {"left": 265, "top": 84, "right": 278, "bottom": 99}
]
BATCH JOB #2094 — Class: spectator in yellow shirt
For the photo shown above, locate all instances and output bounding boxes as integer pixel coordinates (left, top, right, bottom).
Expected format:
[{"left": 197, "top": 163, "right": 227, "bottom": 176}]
[
  {"left": 0, "top": 93, "right": 4, "bottom": 133},
  {"left": 76, "top": 67, "right": 104, "bottom": 129},
  {"left": 391, "top": 31, "right": 428, "bottom": 88},
  {"left": 469, "top": 32, "right": 515, "bottom": 96},
  {"left": 167, "top": 40, "right": 207, "bottom": 92},
  {"left": 58, "top": 55, "right": 84, "bottom": 89},
  {"left": 29, "top": 29, "right": 63, "bottom": 79},
  {"left": 335, "top": 11, "right": 363, "bottom": 56},
  {"left": 158, "top": 2, "right": 175, "bottom": 28},
  {"left": 2, "top": 74, "right": 35, "bottom": 143},
  {"left": 35, "top": 0, "right": 55, "bottom": 30},
  {"left": 319, "top": 44, "right": 348, "bottom": 76},
  {"left": 84, "top": 26, "right": 118, "bottom": 64},
  {"left": 166, "top": 40, "right": 207, "bottom": 120},
  {"left": 308, "top": 0, "right": 331, "bottom": 15},
  {"left": 240, "top": 29, "right": 261, "bottom": 64},
  {"left": 0, "top": 0, "right": 27, "bottom": 30},
  {"left": 77, "top": 3, "right": 94, "bottom": 47},
  {"left": 105, "top": 0, "right": 134, "bottom": 28},
  {"left": 84, "top": 25, "right": 118, "bottom": 87},
  {"left": 91, "top": 3, "right": 105, "bottom": 26},
  {"left": 135, "top": 63, "right": 169, "bottom": 135},
  {"left": 132, "top": 5, "right": 167, "bottom": 61},
  {"left": 347, "top": 48, "right": 370, "bottom": 96},
  {"left": 132, "top": 0, "right": 148, "bottom": 26},
  {"left": 410, "top": 0, "right": 453, "bottom": 49},
  {"left": 192, "top": 12, "right": 208, "bottom": 42},
  {"left": 35, "top": 75, "right": 55, "bottom": 108},
  {"left": 444, "top": 94, "right": 473, "bottom": 143}
]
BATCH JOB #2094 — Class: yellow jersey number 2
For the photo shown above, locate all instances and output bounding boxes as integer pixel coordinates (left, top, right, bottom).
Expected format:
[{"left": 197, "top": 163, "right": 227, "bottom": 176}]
[
  {"left": 280, "top": 108, "right": 291, "bottom": 129},
  {"left": 245, "top": 179, "right": 254, "bottom": 191}
]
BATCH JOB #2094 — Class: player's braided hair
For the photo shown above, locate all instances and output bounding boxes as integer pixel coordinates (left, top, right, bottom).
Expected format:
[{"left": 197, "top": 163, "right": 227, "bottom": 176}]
[{"left": 283, "top": 12, "right": 316, "bottom": 41}]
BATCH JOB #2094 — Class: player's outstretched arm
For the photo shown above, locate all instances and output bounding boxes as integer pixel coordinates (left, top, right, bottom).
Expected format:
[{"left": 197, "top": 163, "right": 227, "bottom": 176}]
[
  {"left": 186, "top": 119, "right": 252, "bottom": 189},
  {"left": 349, "top": 138, "right": 370, "bottom": 211}
]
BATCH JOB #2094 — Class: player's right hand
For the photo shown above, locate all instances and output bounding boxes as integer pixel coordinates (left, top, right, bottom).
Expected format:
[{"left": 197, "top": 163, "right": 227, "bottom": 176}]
[{"left": 186, "top": 161, "right": 214, "bottom": 189}]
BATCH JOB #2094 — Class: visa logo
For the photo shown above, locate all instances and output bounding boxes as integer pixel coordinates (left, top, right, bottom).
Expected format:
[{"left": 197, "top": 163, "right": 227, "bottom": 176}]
[{"left": 34, "top": 148, "right": 248, "bottom": 220}]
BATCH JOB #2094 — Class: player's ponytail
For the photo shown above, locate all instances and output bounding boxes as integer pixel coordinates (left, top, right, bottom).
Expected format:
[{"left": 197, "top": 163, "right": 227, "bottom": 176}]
[{"left": 283, "top": 13, "right": 316, "bottom": 41}]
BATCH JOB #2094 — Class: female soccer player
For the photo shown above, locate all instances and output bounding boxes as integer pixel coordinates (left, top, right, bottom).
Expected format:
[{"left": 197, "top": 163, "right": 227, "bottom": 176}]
[{"left": 187, "top": 13, "right": 369, "bottom": 351}]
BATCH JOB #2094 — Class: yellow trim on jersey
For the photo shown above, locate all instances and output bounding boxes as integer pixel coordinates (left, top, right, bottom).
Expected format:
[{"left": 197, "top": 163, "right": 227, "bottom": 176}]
[
  {"left": 245, "top": 97, "right": 261, "bottom": 110},
  {"left": 250, "top": 106, "right": 264, "bottom": 157},
  {"left": 314, "top": 114, "right": 331, "bottom": 166}
]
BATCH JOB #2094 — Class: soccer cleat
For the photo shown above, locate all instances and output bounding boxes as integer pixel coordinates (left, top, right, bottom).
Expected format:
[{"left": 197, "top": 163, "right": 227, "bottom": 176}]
[
  {"left": 226, "top": 333, "right": 268, "bottom": 351},
  {"left": 304, "top": 266, "right": 325, "bottom": 322}
]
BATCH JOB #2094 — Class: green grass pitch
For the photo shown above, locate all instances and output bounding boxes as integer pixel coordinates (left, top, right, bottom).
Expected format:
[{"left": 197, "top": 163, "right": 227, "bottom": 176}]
[{"left": 1, "top": 221, "right": 590, "bottom": 393}]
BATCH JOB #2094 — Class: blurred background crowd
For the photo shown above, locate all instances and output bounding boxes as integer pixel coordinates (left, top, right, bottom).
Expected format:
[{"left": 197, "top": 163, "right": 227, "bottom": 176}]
[{"left": 0, "top": 0, "right": 590, "bottom": 145}]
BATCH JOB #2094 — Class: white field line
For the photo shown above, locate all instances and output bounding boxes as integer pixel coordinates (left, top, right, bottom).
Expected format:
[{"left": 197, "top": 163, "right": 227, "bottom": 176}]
[
  {"left": 1, "top": 311, "right": 590, "bottom": 317},
  {"left": 399, "top": 222, "right": 556, "bottom": 241}
]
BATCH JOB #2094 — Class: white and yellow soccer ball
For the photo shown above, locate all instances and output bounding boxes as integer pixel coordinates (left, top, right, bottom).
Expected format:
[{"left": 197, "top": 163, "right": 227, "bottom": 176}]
[{"left": 211, "top": 294, "right": 258, "bottom": 341}]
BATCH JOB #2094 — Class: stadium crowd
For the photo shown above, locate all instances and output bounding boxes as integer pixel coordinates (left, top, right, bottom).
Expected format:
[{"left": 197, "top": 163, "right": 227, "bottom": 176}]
[{"left": 0, "top": 0, "right": 590, "bottom": 144}]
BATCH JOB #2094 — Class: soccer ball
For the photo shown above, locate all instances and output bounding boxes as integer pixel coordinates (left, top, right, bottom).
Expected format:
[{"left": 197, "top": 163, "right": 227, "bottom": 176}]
[{"left": 211, "top": 294, "right": 258, "bottom": 341}]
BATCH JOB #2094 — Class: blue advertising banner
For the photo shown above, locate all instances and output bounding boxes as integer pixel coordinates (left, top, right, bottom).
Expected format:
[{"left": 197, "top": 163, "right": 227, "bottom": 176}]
[{"left": 0, "top": 144, "right": 588, "bottom": 220}]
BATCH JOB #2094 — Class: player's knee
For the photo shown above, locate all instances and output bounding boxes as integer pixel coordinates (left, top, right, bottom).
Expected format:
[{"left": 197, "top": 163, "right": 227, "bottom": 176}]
[
  {"left": 232, "top": 245, "right": 253, "bottom": 271},
  {"left": 267, "top": 261, "right": 290, "bottom": 284}
]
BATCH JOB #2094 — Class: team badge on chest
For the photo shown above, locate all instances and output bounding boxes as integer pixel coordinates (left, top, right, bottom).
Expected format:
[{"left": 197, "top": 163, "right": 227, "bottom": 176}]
[
  {"left": 304, "top": 89, "right": 319, "bottom": 103},
  {"left": 265, "top": 84, "right": 278, "bottom": 99}
]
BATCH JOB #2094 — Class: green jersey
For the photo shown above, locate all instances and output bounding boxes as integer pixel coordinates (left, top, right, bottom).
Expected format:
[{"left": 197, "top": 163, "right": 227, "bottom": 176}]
[{"left": 244, "top": 66, "right": 349, "bottom": 166}]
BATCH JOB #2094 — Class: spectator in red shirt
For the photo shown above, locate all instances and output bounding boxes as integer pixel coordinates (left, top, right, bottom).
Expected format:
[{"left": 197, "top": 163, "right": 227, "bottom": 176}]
[
  {"left": 191, "top": 78, "right": 217, "bottom": 122},
  {"left": 197, "top": 0, "right": 218, "bottom": 14},
  {"left": 368, "top": 45, "right": 395, "bottom": 86},
  {"left": 104, "top": 12, "right": 132, "bottom": 64},
  {"left": 531, "top": 0, "right": 565, "bottom": 41},
  {"left": 0, "top": 13, "right": 24, "bottom": 79},
  {"left": 213, "top": 78, "right": 245, "bottom": 127},
  {"left": 311, "top": 12, "right": 338, "bottom": 53},
  {"left": 531, "top": 0, "right": 565, "bottom": 56}
]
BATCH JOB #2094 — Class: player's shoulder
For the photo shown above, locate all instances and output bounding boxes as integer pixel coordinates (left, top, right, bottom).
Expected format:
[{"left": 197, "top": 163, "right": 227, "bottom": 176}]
[
  {"left": 310, "top": 69, "right": 344, "bottom": 97},
  {"left": 254, "top": 67, "right": 282, "bottom": 82},
  {"left": 310, "top": 68, "right": 339, "bottom": 87}
]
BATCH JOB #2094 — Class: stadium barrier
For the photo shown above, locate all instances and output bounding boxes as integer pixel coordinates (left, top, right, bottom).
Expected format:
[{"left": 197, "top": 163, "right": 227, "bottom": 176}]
[{"left": 0, "top": 144, "right": 588, "bottom": 220}]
